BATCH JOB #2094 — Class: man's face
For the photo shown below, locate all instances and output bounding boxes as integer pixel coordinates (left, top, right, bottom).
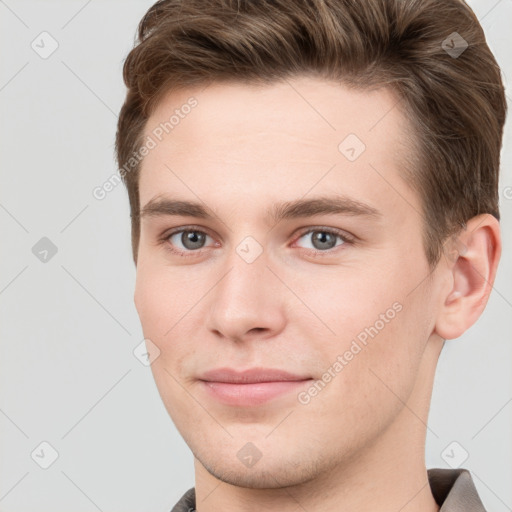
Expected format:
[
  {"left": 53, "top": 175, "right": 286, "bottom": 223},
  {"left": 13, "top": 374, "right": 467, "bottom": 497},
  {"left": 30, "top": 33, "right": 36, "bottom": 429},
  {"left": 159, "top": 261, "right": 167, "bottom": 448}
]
[{"left": 134, "top": 77, "right": 443, "bottom": 487}]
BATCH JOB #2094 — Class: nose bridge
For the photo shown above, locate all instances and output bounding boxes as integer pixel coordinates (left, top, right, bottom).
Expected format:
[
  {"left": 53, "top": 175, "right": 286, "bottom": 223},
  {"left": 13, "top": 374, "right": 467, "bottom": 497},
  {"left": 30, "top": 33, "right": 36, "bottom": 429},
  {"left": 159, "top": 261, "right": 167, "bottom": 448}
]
[{"left": 205, "top": 239, "right": 285, "bottom": 341}]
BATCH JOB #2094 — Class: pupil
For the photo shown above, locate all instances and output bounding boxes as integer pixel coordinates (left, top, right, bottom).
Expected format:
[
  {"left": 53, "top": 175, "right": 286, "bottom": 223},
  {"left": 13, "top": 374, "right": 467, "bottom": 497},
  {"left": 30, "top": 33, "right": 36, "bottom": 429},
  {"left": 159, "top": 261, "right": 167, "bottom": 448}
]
[
  {"left": 313, "top": 231, "right": 336, "bottom": 250},
  {"left": 183, "top": 231, "right": 205, "bottom": 249}
]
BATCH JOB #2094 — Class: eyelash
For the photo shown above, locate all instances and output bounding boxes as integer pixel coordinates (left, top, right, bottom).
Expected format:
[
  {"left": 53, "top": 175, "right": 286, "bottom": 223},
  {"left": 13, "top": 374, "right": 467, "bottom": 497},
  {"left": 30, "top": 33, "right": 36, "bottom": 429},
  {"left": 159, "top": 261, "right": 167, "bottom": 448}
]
[{"left": 158, "top": 225, "right": 356, "bottom": 260}]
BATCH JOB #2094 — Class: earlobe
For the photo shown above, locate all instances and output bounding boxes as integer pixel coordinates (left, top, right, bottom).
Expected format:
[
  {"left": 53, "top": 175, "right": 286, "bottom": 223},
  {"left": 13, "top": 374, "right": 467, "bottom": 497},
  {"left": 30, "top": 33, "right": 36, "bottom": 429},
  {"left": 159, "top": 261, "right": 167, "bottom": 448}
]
[{"left": 434, "top": 214, "right": 501, "bottom": 340}]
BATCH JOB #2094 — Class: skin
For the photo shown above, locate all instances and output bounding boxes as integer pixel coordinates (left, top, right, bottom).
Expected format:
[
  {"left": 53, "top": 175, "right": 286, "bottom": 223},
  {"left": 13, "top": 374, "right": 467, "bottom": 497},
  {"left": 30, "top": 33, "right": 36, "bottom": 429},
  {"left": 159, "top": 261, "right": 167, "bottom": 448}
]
[{"left": 133, "top": 76, "right": 501, "bottom": 512}]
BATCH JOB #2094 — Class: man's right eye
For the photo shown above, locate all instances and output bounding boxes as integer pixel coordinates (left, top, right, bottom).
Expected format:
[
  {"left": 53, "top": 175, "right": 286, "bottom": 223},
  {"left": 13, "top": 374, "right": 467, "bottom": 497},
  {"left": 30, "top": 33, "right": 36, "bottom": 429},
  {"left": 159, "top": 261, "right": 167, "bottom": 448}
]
[{"left": 162, "top": 228, "right": 216, "bottom": 257}]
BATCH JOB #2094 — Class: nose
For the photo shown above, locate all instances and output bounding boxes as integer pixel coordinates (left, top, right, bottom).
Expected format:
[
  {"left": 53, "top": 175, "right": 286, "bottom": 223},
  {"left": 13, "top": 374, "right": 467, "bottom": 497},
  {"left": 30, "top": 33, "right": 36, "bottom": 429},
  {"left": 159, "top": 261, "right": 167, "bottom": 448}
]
[{"left": 204, "top": 247, "right": 287, "bottom": 344}]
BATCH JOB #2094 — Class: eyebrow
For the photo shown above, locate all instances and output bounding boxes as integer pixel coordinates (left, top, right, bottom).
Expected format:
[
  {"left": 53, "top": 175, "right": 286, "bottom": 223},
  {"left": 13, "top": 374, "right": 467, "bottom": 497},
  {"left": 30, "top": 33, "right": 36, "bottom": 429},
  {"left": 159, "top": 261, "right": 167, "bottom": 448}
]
[{"left": 139, "top": 195, "right": 381, "bottom": 225}]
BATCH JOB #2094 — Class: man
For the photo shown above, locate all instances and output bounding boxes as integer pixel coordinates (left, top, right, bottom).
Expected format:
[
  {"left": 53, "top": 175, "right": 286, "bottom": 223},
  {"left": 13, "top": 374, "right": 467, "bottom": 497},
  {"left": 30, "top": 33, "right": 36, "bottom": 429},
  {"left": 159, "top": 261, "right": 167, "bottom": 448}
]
[{"left": 115, "top": 0, "right": 507, "bottom": 510}]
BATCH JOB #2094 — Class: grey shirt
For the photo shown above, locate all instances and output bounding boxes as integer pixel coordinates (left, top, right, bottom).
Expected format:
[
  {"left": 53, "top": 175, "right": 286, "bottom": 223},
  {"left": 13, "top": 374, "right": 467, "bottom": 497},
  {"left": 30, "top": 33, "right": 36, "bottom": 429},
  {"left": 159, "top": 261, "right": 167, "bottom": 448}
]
[{"left": 170, "top": 468, "right": 486, "bottom": 511}]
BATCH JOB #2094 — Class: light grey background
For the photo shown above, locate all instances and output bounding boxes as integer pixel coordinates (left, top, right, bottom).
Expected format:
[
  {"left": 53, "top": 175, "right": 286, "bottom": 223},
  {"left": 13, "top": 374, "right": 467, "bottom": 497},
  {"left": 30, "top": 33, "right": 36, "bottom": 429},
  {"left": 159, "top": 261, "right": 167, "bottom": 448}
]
[{"left": 0, "top": 1, "right": 510, "bottom": 511}]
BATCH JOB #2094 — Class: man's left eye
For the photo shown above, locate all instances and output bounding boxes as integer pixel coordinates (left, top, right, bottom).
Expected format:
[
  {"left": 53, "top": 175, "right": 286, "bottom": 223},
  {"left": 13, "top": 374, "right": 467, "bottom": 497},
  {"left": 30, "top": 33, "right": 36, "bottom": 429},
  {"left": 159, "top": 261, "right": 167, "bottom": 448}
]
[{"left": 295, "top": 229, "right": 348, "bottom": 251}]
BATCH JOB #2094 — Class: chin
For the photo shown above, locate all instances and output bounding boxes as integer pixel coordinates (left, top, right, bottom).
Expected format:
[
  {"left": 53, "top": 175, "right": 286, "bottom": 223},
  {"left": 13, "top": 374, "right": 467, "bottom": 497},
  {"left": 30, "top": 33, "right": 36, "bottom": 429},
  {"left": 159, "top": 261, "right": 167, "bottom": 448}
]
[{"left": 192, "top": 444, "right": 327, "bottom": 490}]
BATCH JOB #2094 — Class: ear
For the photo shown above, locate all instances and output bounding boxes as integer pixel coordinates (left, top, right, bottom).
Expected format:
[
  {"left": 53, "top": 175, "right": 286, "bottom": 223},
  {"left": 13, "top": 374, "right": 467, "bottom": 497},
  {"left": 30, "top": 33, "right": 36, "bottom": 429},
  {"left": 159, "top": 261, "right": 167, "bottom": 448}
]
[{"left": 434, "top": 214, "right": 501, "bottom": 340}]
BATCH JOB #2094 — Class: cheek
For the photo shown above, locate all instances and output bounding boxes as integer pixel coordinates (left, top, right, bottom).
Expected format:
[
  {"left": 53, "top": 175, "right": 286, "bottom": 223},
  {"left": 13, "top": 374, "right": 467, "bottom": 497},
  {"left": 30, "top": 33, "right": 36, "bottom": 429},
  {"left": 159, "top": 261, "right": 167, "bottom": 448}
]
[
  {"left": 308, "top": 304, "right": 423, "bottom": 442},
  {"left": 357, "top": 290, "right": 430, "bottom": 401},
  {"left": 134, "top": 265, "right": 183, "bottom": 343},
  {"left": 308, "top": 262, "right": 429, "bottom": 403},
  {"left": 134, "top": 264, "right": 205, "bottom": 374},
  {"left": 134, "top": 267, "right": 198, "bottom": 419},
  {"left": 296, "top": 264, "right": 403, "bottom": 344}
]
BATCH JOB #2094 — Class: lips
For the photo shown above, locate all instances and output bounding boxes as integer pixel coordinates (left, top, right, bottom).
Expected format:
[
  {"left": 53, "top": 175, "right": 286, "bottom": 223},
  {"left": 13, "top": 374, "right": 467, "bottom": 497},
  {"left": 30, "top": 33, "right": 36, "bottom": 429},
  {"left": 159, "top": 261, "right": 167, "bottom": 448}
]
[
  {"left": 198, "top": 367, "right": 313, "bottom": 406},
  {"left": 199, "top": 367, "right": 311, "bottom": 383}
]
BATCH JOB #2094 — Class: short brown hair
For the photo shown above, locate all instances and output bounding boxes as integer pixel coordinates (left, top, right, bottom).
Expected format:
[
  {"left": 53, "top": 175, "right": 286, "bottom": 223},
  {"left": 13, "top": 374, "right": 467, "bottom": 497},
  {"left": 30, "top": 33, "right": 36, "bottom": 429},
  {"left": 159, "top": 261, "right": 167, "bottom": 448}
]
[{"left": 115, "top": 0, "right": 507, "bottom": 266}]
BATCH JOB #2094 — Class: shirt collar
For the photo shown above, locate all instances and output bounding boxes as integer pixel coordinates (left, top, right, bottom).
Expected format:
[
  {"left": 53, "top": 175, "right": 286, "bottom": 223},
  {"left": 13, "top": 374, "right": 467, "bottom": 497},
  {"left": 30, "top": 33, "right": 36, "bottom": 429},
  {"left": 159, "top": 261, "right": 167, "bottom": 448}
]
[
  {"left": 170, "top": 468, "right": 486, "bottom": 511},
  {"left": 428, "top": 468, "right": 487, "bottom": 512}
]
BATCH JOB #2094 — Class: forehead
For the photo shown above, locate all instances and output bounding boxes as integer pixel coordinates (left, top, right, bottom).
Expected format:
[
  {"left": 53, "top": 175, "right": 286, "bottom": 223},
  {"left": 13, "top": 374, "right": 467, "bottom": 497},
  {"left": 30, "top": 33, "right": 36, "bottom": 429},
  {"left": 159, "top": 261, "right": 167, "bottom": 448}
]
[{"left": 138, "top": 77, "right": 418, "bottom": 218}]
